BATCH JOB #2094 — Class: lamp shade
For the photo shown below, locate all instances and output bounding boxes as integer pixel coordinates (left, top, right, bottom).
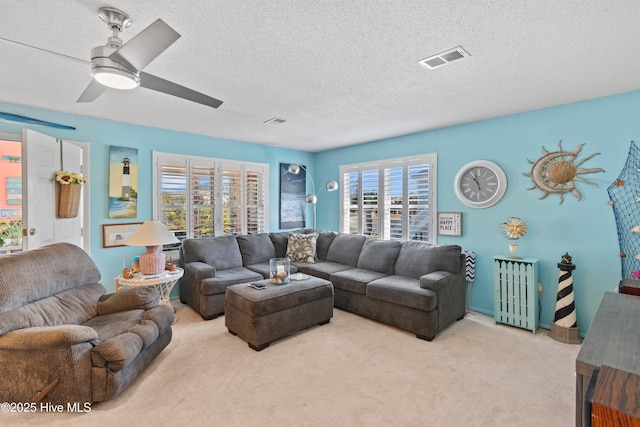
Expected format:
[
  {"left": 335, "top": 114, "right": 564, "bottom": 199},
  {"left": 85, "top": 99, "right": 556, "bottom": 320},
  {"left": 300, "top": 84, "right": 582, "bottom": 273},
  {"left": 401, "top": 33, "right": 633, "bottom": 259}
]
[
  {"left": 125, "top": 220, "right": 179, "bottom": 275},
  {"left": 125, "top": 220, "right": 179, "bottom": 247}
]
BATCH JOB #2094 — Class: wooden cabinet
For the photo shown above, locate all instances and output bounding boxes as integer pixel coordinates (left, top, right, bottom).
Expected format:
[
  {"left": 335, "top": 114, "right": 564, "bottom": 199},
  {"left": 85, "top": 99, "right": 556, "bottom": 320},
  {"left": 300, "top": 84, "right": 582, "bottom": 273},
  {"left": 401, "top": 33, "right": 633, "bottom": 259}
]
[{"left": 493, "top": 256, "right": 539, "bottom": 334}]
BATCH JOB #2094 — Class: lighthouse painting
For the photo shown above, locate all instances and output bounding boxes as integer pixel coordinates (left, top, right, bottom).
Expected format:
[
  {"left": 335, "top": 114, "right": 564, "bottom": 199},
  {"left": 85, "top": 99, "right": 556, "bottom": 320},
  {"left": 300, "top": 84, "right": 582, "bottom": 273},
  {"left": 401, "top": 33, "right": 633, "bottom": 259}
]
[{"left": 109, "top": 146, "right": 138, "bottom": 218}]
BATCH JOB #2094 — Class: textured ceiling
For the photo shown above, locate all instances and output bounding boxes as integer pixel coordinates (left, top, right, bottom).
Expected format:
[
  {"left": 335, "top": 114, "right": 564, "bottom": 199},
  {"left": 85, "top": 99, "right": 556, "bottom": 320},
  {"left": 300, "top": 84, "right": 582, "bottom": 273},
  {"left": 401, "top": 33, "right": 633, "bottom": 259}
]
[{"left": 1, "top": 1, "right": 640, "bottom": 152}]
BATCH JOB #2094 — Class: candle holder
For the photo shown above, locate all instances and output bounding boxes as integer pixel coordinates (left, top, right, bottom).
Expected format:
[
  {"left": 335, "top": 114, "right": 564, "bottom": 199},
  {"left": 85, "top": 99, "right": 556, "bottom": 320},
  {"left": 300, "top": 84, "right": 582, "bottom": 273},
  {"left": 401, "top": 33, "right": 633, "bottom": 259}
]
[{"left": 270, "top": 258, "right": 290, "bottom": 285}]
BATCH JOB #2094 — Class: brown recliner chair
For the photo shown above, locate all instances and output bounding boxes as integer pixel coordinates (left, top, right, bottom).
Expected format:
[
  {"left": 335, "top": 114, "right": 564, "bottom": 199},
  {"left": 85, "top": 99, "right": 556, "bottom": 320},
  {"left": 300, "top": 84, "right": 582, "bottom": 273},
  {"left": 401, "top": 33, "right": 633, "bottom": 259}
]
[{"left": 0, "top": 243, "right": 174, "bottom": 404}]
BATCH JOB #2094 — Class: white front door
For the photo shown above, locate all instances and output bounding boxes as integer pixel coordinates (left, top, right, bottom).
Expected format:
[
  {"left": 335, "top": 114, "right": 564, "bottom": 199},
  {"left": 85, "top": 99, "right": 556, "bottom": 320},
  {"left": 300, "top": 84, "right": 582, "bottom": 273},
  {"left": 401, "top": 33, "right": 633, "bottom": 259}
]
[{"left": 22, "top": 129, "right": 86, "bottom": 250}]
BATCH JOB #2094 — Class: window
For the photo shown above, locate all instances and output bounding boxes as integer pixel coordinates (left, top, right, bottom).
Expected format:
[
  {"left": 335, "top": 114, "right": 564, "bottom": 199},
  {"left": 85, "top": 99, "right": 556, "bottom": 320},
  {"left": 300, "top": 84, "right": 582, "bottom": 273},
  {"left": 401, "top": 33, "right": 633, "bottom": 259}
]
[
  {"left": 340, "top": 154, "right": 436, "bottom": 242},
  {"left": 153, "top": 152, "right": 268, "bottom": 239}
]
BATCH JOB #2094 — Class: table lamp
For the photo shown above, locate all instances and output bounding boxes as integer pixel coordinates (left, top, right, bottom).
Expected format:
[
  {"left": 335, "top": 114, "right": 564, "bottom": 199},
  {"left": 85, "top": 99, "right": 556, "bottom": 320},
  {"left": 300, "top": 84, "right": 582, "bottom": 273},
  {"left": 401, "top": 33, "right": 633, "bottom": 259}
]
[{"left": 124, "top": 220, "right": 179, "bottom": 275}]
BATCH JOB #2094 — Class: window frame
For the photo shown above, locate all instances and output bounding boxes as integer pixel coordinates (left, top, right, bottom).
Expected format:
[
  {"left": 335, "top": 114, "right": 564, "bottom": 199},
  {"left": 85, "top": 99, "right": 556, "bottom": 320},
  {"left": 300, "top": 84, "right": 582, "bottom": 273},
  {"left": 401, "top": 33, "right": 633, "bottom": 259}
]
[
  {"left": 153, "top": 151, "right": 268, "bottom": 239},
  {"left": 339, "top": 153, "right": 437, "bottom": 242}
]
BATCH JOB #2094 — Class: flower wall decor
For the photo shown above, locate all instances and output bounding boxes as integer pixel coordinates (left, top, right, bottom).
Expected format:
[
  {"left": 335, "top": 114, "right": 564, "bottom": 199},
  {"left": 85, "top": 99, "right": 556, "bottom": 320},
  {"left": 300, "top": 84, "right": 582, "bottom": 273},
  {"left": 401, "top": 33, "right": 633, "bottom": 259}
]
[{"left": 498, "top": 217, "right": 528, "bottom": 258}]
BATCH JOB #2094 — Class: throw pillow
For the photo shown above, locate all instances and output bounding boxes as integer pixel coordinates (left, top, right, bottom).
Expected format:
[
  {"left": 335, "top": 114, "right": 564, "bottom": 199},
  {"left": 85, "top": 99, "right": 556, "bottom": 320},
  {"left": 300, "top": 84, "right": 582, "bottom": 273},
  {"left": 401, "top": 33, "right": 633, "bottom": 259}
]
[{"left": 285, "top": 232, "right": 318, "bottom": 263}]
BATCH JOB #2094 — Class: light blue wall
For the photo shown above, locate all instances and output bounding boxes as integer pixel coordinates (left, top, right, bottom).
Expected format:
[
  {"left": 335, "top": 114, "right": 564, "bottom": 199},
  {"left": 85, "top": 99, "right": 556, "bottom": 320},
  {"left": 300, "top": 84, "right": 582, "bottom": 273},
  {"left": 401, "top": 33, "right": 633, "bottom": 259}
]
[
  {"left": 0, "top": 101, "right": 315, "bottom": 293},
  {"left": 2, "top": 89, "right": 639, "bottom": 335},
  {"left": 315, "top": 90, "right": 640, "bottom": 335}
]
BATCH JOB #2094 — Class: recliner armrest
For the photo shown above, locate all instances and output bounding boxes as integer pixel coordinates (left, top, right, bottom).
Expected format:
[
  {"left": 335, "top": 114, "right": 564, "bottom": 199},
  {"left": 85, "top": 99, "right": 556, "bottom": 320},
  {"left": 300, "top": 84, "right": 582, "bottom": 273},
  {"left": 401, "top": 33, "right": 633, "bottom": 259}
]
[
  {"left": 0, "top": 325, "right": 98, "bottom": 350},
  {"left": 97, "top": 287, "right": 159, "bottom": 315}
]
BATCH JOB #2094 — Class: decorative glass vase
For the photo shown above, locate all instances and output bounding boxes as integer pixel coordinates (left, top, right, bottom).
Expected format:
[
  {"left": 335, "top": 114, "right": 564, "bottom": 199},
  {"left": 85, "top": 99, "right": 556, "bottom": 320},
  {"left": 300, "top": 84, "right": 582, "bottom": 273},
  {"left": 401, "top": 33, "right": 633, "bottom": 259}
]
[
  {"left": 270, "top": 258, "right": 290, "bottom": 285},
  {"left": 509, "top": 241, "right": 522, "bottom": 259}
]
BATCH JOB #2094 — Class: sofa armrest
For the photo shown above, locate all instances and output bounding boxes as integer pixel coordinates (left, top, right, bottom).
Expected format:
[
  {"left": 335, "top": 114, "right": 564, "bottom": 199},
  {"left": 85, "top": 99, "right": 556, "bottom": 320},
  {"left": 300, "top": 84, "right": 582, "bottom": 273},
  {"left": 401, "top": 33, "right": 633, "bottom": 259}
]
[
  {"left": 0, "top": 325, "right": 98, "bottom": 350},
  {"left": 183, "top": 261, "right": 216, "bottom": 286},
  {"left": 419, "top": 271, "right": 457, "bottom": 292},
  {"left": 97, "top": 287, "right": 160, "bottom": 315},
  {"left": 419, "top": 270, "right": 466, "bottom": 329}
]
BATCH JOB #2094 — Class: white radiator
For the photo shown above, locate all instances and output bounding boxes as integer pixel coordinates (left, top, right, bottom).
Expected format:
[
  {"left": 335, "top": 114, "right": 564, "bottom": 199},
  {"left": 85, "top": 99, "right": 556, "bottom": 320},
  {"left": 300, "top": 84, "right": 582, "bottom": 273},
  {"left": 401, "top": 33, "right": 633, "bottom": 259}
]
[{"left": 493, "top": 256, "right": 539, "bottom": 334}]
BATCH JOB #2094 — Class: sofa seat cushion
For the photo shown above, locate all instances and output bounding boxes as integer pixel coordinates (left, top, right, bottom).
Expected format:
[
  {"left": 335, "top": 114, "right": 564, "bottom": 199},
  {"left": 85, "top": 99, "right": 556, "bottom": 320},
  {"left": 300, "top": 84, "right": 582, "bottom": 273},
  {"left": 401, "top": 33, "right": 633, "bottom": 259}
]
[
  {"left": 246, "top": 262, "right": 299, "bottom": 279},
  {"left": 330, "top": 268, "right": 388, "bottom": 295},
  {"left": 225, "top": 278, "right": 333, "bottom": 317},
  {"left": 0, "top": 283, "right": 106, "bottom": 336},
  {"left": 297, "top": 261, "right": 354, "bottom": 280},
  {"left": 367, "top": 276, "right": 437, "bottom": 312},
  {"left": 237, "top": 233, "right": 277, "bottom": 266},
  {"left": 200, "top": 268, "right": 263, "bottom": 295}
]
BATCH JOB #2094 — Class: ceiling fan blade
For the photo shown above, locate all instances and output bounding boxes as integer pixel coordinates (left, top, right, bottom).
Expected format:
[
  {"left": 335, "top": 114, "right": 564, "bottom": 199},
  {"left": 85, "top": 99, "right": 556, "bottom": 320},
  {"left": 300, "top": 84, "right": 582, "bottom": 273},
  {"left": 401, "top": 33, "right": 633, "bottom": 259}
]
[
  {"left": 0, "top": 36, "right": 90, "bottom": 66},
  {"left": 140, "top": 72, "right": 223, "bottom": 109},
  {"left": 77, "top": 79, "right": 109, "bottom": 103},
  {"left": 0, "top": 112, "right": 76, "bottom": 130},
  {"left": 109, "top": 19, "right": 180, "bottom": 73}
]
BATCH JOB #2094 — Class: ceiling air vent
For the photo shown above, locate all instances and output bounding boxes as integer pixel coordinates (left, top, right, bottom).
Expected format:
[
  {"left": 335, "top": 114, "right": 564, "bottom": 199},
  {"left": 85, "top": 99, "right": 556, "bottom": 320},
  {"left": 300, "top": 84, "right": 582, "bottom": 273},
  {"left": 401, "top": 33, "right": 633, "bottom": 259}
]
[
  {"left": 264, "top": 117, "right": 286, "bottom": 124},
  {"left": 419, "top": 46, "right": 470, "bottom": 69}
]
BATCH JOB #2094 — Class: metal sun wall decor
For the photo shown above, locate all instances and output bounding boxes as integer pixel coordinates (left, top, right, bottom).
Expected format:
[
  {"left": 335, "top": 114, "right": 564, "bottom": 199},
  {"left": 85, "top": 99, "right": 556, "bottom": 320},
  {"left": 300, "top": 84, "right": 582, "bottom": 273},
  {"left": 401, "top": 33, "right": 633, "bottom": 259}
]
[
  {"left": 607, "top": 141, "right": 640, "bottom": 279},
  {"left": 524, "top": 140, "right": 604, "bottom": 204}
]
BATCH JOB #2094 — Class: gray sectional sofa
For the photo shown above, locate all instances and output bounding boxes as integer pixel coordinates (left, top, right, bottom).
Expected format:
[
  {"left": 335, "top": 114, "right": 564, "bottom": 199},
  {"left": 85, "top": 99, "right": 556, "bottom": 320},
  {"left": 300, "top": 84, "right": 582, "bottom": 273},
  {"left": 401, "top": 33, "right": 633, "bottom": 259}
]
[{"left": 181, "top": 230, "right": 466, "bottom": 340}]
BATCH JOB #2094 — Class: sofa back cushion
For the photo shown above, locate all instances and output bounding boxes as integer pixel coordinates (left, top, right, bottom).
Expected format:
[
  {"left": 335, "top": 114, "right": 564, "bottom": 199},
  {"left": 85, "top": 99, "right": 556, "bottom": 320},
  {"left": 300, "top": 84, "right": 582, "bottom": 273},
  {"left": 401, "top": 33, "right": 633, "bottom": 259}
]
[
  {"left": 236, "top": 233, "right": 276, "bottom": 265},
  {"left": 357, "top": 239, "right": 401, "bottom": 275},
  {"left": 0, "top": 283, "right": 106, "bottom": 336},
  {"left": 394, "top": 242, "right": 462, "bottom": 279},
  {"left": 269, "top": 232, "right": 290, "bottom": 258},
  {"left": 0, "top": 242, "right": 101, "bottom": 314},
  {"left": 316, "top": 231, "right": 338, "bottom": 260},
  {"left": 325, "top": 234, "right": 367, "bottom": 267},
  {"left": 182, "top": 236, "right": 243, "bottom": 270}
]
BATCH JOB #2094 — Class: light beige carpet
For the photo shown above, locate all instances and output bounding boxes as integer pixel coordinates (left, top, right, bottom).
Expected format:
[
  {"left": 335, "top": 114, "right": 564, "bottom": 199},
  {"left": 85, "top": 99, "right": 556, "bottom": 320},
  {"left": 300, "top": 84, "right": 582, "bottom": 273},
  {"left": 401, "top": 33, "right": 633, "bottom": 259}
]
[{"left": 3, "top": 305, "right": 580, "bottom": 427}]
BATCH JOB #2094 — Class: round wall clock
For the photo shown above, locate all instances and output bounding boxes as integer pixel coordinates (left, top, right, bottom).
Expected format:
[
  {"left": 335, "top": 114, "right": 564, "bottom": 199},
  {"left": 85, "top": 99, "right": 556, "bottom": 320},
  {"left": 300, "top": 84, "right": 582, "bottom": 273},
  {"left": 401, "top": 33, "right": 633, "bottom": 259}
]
[{"left": 454, "top": 160, "right": 507, "bottom": 208}]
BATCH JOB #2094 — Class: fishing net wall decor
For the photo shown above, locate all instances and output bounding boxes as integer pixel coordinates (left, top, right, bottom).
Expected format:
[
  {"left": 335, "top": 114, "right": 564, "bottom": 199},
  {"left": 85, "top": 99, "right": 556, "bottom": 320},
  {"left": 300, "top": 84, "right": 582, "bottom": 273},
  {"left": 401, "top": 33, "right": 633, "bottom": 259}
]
[{"left": 607, "top": 141, "right": 640, "bottom": 279}]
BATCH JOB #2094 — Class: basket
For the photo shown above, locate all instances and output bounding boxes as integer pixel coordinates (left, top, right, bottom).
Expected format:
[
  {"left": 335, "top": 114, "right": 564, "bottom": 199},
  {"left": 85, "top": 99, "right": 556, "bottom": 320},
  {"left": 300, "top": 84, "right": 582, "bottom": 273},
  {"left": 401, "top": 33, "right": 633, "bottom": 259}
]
[{"left": 58, "top": 184, "right": 82, "bottom": 218}]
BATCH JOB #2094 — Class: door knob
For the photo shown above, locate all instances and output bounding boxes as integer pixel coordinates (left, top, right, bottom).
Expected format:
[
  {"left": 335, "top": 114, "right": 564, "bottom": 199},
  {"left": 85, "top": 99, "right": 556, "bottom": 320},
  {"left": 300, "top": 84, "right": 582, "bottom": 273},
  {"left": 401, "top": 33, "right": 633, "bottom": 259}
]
[{"left": 29, "top": 228, "right": 36, "bottom": 236}]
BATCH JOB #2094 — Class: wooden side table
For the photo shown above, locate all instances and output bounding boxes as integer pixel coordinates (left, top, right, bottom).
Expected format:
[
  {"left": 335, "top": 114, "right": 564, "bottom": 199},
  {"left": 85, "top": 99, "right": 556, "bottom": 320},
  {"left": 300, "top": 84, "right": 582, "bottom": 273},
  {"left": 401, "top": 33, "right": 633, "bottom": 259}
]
[{"left": 116, "top": 268, "right": 183, "bottom": 308}]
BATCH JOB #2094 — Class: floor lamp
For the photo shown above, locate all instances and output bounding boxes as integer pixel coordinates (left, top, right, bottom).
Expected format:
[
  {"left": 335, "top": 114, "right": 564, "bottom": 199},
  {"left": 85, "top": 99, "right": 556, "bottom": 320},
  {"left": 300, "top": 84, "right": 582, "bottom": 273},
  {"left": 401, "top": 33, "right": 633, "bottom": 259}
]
[{"left": 288, "top": 164, "right": 338, "bottom": 229}]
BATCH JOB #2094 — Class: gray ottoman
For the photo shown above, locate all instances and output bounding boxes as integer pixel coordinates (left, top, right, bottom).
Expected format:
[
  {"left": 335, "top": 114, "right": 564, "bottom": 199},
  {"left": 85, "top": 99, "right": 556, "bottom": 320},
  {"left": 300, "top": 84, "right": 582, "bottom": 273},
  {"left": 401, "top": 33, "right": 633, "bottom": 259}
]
[{"left": 225, "top": 277, "right": 334, "bottom": 351}]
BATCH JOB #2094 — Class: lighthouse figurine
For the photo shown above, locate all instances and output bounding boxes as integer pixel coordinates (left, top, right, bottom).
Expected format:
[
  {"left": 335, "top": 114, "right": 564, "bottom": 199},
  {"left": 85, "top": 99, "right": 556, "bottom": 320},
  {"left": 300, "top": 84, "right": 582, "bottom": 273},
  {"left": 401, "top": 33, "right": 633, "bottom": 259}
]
[{"left": 549, "top": 252, "right": 582, "bottom": 344}]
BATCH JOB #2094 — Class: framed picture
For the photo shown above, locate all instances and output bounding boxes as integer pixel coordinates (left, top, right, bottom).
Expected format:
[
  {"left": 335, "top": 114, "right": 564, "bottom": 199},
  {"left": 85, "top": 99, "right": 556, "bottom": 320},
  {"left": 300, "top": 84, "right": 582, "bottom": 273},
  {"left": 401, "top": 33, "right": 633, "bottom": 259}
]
[
  {"left": 438, "top": 212, "right": 462, "bottom": 236},
  {"left": 108, "top": 146, "right": 138, "bottom": 218},
  {"left": 279, "top": 163, "right": 306, "bottom": 229},
  {"left": 102, "top": 222, "right": 143, "bottom": 248}
]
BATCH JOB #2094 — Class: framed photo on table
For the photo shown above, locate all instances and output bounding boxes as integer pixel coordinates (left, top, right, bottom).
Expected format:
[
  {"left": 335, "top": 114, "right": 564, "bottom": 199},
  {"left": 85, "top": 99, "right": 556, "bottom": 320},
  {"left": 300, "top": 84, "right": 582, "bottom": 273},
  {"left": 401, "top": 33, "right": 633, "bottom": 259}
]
[
  {"left": 102, "top": 222, "right": 143, "bottom": 248},
  {"left": 438, "top": 212, "right": 462, "bottom": 236}
]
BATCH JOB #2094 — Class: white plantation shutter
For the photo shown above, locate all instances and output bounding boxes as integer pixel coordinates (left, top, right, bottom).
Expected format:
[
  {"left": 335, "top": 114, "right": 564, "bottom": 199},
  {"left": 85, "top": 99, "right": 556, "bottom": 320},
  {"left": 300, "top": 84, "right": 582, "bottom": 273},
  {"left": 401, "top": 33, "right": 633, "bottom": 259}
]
[
  {"left": 385, "top": 165, "right": 403, "bottom": 240},
  {"left": 245, "top": 166, "right": 266, "bottom": 234},
  {"left": 191, "top": 161, "right": 216, "bottom": 238},
  {"left": 221, "top": 166, "right": 242, "bottom": 235},
  {"left": 362, "top": 168, "right": 379, "bottom": 238},
  {"left": 340, "top": 154, "right": 436, "bottom": 242},
  {"left": 158, "top": 159, "right": 188, "bottom": 236},
  {"left": 407, "top": 162, "right": 431, "bottom": 241},
  {"left": 154, "top": 152, "right": 267, "bottom": 239}
]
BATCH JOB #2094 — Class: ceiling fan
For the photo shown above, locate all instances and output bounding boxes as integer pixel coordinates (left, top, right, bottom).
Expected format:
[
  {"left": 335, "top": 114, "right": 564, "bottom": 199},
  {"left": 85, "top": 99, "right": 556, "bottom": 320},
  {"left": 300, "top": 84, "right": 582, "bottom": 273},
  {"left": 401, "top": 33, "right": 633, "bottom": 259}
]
[{"left": 77, "top": 6, "right": 222, "bottom": 108}]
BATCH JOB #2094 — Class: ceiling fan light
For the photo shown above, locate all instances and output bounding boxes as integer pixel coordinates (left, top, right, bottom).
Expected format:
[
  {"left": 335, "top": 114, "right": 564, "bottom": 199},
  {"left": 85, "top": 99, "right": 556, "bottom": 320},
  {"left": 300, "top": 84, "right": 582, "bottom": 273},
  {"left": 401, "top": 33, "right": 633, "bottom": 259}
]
[{"left": 92, "top": 67, "right": 140, "bottom": 90}]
